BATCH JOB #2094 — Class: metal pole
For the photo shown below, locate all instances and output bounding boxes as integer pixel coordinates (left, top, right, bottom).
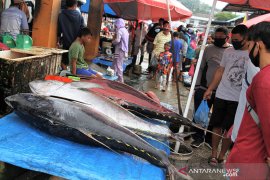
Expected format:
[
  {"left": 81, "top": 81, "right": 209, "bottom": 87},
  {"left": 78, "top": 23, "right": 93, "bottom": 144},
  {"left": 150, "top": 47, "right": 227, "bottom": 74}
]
[
  {"left": 166, "top": 0, "right": 183, "bottom": 115},
  {"left": 174, "top": 0, "right": 218, "bottom": 152}
]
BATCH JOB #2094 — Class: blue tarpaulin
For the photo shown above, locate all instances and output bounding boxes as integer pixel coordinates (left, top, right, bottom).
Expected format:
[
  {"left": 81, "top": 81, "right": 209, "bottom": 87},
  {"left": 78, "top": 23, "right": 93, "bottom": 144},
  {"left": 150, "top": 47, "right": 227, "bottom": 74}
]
[
  {"left": 0, "top": 113, "right": 168, "bottom": 180},
  {"left": 92, "top": 57, "right": 132, "bottom": 71},
  {"left": 81, "top": 0, "right": 116, "bottom": 15}
]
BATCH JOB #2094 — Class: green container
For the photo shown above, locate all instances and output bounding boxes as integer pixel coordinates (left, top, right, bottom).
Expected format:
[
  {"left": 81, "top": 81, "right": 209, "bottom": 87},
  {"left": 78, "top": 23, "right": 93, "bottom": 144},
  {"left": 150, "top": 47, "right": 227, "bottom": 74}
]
[
  {"left": 2, "top": 34, "right": 16, "bottom": 48},
  {"left": 16, "top": 34, "right": 33, "bottom": 49}
]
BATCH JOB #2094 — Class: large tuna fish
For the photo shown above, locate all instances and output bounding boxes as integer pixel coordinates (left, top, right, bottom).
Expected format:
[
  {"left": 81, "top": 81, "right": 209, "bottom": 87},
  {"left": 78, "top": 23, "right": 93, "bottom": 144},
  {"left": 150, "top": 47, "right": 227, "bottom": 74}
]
[
  {"left": 29, "top": 80, "right": 192, "bottom": 142},
  {"left": 5, "top": 93, "right": 192, "bottom": 180}
]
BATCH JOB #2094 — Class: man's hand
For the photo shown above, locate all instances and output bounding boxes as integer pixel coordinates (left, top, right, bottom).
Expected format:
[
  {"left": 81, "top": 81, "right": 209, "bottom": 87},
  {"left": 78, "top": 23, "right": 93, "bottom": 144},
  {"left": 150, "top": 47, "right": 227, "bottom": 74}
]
[{"left": 203, "top": 89, "right": 212, "bottom": 100}]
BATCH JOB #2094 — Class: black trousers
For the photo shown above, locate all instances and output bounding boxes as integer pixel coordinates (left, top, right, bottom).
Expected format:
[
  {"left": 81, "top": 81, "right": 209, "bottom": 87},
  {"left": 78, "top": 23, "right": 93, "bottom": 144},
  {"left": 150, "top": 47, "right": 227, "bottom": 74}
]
[{"left": 192, "top": 88, "right": 215, "bottom": 143}]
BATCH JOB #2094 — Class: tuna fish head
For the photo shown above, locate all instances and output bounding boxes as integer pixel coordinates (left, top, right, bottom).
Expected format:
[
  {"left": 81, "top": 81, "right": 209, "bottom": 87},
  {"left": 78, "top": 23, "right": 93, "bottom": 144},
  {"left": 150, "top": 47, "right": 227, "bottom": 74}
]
[
  {"left": 29, "top": 80, "right": 65, "bottom": 95},
  {"left": 5, "top": 93, "right": 53, "bottom": 115}
]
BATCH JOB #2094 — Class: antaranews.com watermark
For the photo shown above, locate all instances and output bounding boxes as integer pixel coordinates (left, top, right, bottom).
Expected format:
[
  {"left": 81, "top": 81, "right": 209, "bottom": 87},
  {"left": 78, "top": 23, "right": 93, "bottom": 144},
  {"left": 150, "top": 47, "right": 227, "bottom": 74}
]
[
  {"left": 188, "top": 168, "right": 239, "bottom": 177},
  {"left": 178, "top": 166, "right": 239, "bottom": 177},
  {"left": 178, "top": 163, "right": 269, "bottom": 179}
]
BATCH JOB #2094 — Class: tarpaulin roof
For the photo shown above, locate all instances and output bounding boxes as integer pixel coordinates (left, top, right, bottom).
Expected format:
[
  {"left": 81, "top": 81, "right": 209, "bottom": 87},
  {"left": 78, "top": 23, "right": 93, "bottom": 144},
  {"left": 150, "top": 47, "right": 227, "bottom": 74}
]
[
  {"left": 223, "top": 3, "right": 269, "bottom": 13},
  {"left": 103, "top": 0, "right": 192, "bottom": 21},
  {"left": 81, "top": 0, "right": 116, "bottom": 15},
  {"left": 219, "top": 0, "right": 270, "bottom": 11}
]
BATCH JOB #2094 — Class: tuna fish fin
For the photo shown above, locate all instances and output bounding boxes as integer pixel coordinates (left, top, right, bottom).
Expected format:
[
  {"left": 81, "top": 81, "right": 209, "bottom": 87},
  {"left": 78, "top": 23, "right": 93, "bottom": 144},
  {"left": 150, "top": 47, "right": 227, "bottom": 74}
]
[
  {"left": 168, "top": 164, "right": 193, "bottom": 180},
  {"left": 78, "top": 129, "right": 120, "bottom": 155}
]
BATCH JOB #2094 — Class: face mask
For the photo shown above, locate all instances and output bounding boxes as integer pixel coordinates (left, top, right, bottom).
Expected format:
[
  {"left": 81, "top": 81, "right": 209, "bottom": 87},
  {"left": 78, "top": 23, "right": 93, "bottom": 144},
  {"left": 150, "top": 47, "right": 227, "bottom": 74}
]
[
  {"left": 155, "top": 29, "right": 161, "bottom": 33},
  {"left": 214, "top": 38, "right": 226, "bottom": 48},
  {"left": 232, "top": 40, "right": 244, "bottom": 50},
  {"left": 249, "top": 43, "right": 260, "bottom": 67}
]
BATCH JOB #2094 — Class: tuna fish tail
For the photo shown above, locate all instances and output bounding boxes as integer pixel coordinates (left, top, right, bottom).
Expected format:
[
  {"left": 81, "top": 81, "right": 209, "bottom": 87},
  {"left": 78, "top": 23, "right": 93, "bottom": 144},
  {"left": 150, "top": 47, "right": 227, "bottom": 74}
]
[{"left": 168, "top": 164, "right": 193, "bottom": 180}]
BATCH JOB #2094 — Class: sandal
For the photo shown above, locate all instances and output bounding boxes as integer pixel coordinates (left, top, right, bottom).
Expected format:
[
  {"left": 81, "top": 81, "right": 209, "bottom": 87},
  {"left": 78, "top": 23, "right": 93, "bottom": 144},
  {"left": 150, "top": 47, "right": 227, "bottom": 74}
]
[{"left": 208, "top": 157, "right": 218, "bottom": 167}]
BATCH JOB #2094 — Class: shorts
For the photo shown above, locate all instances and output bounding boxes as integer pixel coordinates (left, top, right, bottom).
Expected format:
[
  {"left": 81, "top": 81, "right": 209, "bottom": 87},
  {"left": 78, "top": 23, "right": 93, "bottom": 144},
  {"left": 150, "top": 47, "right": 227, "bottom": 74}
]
[
  {"left": 182, "top": 58, "right": 191, "bottom": 72},
  {"left": 209, "top": 97, "right": 238, "bottom": 131},
  {"left": 146, "top": 42, "right": 154, "bottom": 54},
  {"left": 76, "top": 68, "right": 97, "bottom": 76}
]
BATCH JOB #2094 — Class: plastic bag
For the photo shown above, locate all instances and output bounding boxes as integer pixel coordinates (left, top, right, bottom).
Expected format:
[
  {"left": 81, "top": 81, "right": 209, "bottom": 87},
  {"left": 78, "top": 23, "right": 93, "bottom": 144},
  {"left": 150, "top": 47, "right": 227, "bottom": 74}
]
[
  {"left": 194, "top": 100, "right": 210, "bottom": 128},
  {"left": 188, "top": 64, "right": 195, "bottom": 77}
]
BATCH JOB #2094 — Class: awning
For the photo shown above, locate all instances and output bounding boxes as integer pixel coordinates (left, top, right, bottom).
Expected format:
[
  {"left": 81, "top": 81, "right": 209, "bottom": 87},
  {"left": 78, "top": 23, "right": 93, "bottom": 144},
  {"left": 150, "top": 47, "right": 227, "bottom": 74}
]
[
  {"left": 103, "top": 0, "right": 192, "bottom": 21},
  {"left": 80, "top": 0, "right": 116, "bottom": 16},
  {"left": 223, "top": 3, "right": 269, "bottom": 14},
  {"left": 243, "top": 13, "right": 270, "bottom": 27},
  {"left": 219, "top": 0, "right": 270, "bottom": 11}
]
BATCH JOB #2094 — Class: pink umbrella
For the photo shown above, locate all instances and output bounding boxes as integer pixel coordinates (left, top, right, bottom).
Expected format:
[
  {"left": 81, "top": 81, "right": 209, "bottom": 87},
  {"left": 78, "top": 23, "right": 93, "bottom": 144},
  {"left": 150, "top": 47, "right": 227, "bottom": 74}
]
[
  {"left": 243, "top": 13, "right": 270, "bottom": 27},
  {"left": 103, "top": 0, "right": 192, "bottom": 21},
  {"left": 219, "top": 0, "right": 270, "bottom": 11}
]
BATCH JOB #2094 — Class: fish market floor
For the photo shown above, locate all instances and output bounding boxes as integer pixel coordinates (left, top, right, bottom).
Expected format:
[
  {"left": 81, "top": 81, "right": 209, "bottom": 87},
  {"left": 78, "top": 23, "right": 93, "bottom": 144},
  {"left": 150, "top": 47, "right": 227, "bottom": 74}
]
[{"left": 123, "top": 59, "right": 226, "bottom": 180}]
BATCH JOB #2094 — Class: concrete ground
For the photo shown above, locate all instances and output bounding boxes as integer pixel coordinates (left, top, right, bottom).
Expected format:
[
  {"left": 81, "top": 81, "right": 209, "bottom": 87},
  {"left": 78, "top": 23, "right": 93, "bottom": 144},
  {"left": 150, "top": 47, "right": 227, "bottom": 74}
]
[{"left": 122, "top": 57, "right": 226, "bottom": 180}]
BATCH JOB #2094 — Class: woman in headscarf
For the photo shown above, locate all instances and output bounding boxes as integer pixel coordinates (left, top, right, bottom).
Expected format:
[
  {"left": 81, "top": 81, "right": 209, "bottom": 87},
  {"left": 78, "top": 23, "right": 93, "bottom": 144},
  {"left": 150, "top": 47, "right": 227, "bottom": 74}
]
[{"left": 112, "top": 18, "right": 129, "bottom": 83}]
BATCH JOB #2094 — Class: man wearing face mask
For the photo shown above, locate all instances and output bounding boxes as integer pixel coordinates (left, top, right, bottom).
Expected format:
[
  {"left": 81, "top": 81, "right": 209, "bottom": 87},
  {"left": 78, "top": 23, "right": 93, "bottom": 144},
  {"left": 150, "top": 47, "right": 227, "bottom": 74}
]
[
  {"left": 230, "top": 25, "right": 260, "bottom": 144},
  {"left": 190, "top": 27, "right": 230, "bottom": 148},
  {"left": 226, "top": 22, "right": 270, "bottom": 180},
  {"left": 204, "top": 25, "right": 249, "bottom": 166},
  {"left": 141, "top": 18, "right": 164, "bottom": 71}
]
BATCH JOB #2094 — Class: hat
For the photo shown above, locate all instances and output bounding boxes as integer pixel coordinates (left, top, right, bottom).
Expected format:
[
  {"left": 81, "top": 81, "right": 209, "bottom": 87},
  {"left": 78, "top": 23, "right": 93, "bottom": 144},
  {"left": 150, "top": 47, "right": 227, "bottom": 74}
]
[{"left": 13, "top": 0, "right": 24, "bottom": 4}]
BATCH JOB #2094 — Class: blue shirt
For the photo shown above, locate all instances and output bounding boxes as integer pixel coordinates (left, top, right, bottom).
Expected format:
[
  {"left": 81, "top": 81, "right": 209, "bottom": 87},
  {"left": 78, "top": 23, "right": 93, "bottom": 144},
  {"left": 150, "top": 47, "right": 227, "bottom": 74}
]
[
  {"left": 0, "top": 7, "right": 29, "bottom": 39},
  {"left": 170, "top": 39, "right": 182, "bottom": 63},
  {"left": 185, "top": 34, "right": 195, "bottom": 60}
]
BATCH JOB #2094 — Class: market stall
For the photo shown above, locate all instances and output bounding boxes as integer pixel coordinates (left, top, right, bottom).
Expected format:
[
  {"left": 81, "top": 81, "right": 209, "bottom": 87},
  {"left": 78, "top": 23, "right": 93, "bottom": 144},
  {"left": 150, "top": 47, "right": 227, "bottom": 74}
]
[{"left": 0, "top": 47, "right": 67, "bottom": 115}]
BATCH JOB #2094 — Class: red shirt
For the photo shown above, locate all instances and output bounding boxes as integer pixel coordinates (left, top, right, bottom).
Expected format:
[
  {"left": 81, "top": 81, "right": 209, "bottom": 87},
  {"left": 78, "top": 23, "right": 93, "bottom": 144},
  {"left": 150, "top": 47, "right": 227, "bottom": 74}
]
[
  {"left": 157, "top": 51, "right": 172, "bottom": 75},
  {"left": 226, "top": 65, "right": 270, "bottom": 179}
]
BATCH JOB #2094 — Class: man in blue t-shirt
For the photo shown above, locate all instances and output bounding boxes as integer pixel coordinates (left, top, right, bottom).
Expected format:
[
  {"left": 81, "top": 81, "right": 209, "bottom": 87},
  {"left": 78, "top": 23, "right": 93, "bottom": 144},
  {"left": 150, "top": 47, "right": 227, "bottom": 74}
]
[{"left": 170, "top": 32, "right": 182, "bottom": 81}]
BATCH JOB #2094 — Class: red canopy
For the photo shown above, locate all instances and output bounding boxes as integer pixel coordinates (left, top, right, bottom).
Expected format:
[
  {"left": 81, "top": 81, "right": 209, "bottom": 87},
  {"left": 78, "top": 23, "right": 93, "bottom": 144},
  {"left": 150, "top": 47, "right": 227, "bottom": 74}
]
[
  {"left": 219, "top": 0, "right": 270, "bottom": 11},
  {"left": 243, "top": 13, "right": 270, "bottom": 27},
  {"left": 103, "top": 0, "right": 192, "bottom": 21}
]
